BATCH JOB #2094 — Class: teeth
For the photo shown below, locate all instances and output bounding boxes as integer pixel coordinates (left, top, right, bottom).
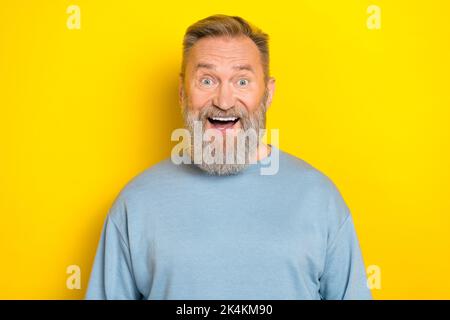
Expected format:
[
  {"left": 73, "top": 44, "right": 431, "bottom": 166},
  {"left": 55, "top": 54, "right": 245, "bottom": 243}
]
[{"left": 211, "top": 116, "right": 238, "bottom": 121}]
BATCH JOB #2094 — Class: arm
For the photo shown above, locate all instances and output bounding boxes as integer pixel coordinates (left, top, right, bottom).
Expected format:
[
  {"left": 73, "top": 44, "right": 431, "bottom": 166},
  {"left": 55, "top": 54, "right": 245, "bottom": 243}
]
[
  {"left": 318, "top": 186, "right": 372, "bottom": 300},
  {"left": 85, "top": 209, "right": 141, "bottom": 300}
]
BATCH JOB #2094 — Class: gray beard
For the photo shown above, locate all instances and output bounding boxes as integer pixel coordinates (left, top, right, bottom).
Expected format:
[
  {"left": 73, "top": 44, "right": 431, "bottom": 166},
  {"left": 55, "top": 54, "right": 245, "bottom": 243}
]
[{"left": 181, "top": 92, "right": 268, "bottom": 176}]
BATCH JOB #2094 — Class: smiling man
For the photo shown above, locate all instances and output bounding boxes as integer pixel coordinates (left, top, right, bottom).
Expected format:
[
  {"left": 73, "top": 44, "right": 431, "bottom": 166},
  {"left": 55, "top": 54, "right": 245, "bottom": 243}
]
[
  {"left": 179, "top": 28, "right": 274, "bottom": 176},
  {"left": 85, "top": 14, "right": 372, "bottom": 300}
]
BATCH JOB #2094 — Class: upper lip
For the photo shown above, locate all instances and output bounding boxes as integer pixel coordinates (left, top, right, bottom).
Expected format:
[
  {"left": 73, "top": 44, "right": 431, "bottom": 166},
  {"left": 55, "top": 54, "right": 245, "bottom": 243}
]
[{"left": 209, "top": 116, "right": 239, "bottom": 121}]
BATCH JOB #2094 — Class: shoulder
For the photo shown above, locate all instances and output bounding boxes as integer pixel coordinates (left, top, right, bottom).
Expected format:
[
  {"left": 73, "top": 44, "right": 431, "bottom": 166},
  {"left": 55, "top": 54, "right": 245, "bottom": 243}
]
[
  {"left": 277, "top": 148, "right": 351, "bottom": 227},
  {"left": 106, "top": 157, "right": 177, "bottom": 224},
  {"left": 277, "top": 148, "right": 342, "bottom": 198}
]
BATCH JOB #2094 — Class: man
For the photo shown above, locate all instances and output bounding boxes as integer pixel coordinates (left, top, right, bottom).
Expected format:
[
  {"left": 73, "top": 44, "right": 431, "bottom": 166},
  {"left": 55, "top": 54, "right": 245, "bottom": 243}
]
[{"left": 85, "top": 14, "right": 372, "bottom": 300}]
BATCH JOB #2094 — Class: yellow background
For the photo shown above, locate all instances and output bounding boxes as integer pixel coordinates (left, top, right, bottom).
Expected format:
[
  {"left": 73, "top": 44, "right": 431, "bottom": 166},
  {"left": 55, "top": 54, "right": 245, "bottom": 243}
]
[{"left": 1, "top": 0, "right": 449, "bottom": 299}]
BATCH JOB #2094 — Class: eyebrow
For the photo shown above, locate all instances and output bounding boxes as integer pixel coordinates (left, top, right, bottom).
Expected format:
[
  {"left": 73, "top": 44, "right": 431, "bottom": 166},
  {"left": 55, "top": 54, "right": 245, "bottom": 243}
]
[{"left": 195, "top": 63, "right": 255, "bottom": 73}]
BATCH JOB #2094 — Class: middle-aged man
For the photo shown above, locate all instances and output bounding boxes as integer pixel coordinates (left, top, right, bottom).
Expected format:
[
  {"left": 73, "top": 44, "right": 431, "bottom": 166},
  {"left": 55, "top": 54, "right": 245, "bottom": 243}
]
[{"left": 85, "top": 14, "right": 372, "bottom": 300}]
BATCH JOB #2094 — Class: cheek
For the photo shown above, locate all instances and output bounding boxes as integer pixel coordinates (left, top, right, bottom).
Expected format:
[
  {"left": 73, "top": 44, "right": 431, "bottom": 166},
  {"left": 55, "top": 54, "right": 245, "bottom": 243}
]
[
  {"left": 237, "top": 91, "right": 263, "bottom": 112},
  {"left": 187, "top": 89, "right": 212, "bottom": 111}
]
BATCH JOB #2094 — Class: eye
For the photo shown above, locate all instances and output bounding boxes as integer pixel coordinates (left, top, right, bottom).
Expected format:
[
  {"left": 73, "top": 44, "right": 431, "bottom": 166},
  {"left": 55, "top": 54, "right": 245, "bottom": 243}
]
[
  {"left": 200, "top": 77, "right": 214, "bottom": 87},
  {"left": 237, "top": 79, "right": 249, "bottom": 87}
]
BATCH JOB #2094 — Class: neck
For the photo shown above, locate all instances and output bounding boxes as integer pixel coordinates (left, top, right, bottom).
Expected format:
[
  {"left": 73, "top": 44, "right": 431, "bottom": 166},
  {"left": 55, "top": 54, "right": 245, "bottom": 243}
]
[{"left": 251, "top": 143, "right": 271, "bottom": 162}]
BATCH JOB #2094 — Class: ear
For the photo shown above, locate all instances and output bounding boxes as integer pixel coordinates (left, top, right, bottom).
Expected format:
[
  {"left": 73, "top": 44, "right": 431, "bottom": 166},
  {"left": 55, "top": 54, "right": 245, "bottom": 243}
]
[
  {"left": 265, "top": 77, "right": 276, "bottom": 108},
  {"left": 178, "top": 74, "right": 185, "bottom": 106}
]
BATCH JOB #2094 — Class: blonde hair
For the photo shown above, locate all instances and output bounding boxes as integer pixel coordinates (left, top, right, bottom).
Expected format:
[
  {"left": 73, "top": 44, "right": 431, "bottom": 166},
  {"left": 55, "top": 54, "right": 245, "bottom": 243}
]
[{"left": 181, "top": 14, "right": 270, "bottom": 82}]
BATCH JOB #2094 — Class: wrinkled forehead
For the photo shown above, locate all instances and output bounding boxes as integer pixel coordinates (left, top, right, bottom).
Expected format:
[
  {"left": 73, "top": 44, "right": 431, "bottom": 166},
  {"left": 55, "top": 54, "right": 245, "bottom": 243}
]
[{"left": 185, "top": 36, "right": 263, "bottom": 75}]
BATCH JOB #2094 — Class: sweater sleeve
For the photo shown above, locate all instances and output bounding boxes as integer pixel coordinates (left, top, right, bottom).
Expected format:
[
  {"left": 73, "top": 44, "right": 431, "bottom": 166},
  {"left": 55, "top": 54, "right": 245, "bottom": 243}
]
[
  {"left": 318, "top": 188, "right": 372, "bottom": 300},
  {"left": 85, "top": 211, "right": 141, "bottom": 300}
]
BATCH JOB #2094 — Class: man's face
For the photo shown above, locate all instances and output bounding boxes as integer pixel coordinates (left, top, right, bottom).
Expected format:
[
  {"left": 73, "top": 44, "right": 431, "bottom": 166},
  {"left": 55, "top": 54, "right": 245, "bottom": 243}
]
[{"left": 179, "top": 35, "right": 275, "bottom": 175}]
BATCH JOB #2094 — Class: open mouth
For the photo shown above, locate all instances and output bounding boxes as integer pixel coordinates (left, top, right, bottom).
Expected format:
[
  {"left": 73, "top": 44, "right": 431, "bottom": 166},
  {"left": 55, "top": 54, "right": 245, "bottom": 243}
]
[{"left": 207, "top": 116, "right": 240, "bottom": 130}]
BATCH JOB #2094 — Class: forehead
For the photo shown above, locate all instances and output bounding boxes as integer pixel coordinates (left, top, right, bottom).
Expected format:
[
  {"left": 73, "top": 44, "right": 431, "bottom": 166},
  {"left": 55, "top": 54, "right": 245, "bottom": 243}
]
[{"left": 186, "top": 36, "right": 262, "bottom": 72}]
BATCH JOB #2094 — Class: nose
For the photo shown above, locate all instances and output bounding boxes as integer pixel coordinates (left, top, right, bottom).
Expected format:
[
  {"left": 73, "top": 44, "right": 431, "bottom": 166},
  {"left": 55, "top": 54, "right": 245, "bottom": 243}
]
[{"left": 213, "top": 83, "right": 235, "bottom": 110}]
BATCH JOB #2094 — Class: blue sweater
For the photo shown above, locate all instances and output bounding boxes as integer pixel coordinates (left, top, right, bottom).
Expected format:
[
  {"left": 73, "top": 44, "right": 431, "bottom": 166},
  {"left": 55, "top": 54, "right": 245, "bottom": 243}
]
[{"left": 85, "top": 145, "right": 372, "bottom": 299}]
